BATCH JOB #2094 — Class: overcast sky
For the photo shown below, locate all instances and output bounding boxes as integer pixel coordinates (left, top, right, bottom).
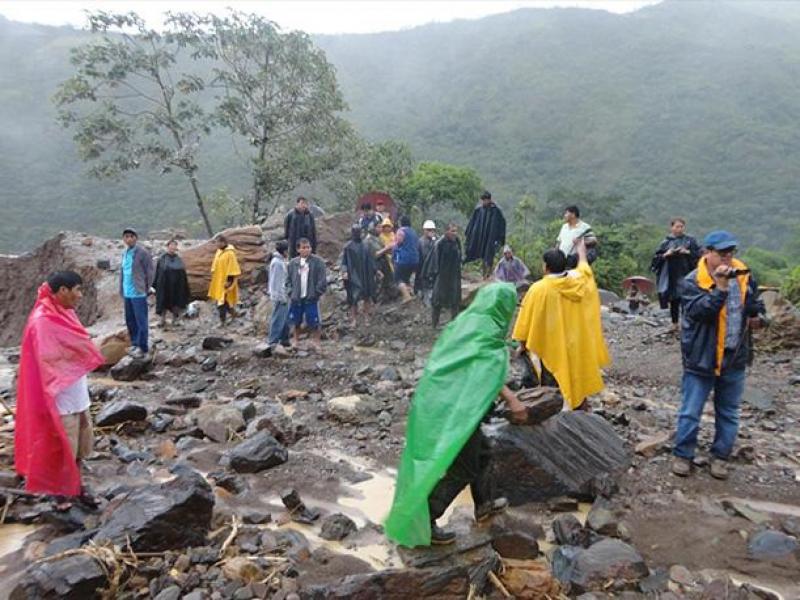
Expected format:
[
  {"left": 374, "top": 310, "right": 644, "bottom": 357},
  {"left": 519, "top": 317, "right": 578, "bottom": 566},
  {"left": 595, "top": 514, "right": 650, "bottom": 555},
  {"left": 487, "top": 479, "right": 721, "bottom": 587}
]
[{"left": 0, "top": 1, "right": 658, "bottom": 34}]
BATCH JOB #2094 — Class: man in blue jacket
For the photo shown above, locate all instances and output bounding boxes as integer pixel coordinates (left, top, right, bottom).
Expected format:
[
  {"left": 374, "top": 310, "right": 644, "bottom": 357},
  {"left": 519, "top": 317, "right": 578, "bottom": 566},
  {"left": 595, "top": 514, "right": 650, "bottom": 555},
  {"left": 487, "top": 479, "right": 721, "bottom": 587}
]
[
  {"left": 120, "top": 228, "right": 154, "bottom": 356},
  {"left": 672, "top": 231, "right": 766, "bottom": 480}
]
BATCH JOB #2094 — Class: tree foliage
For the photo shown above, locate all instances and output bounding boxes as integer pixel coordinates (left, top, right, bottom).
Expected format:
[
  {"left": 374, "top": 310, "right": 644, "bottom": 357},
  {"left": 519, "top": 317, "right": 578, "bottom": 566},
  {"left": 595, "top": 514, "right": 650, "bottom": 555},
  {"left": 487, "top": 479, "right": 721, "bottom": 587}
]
[
  {"left": 54, "top": 11, "right": 214, "bottom": 234},
  {"left": 401, "top": 162, "right": 483, "bottom": 216}
]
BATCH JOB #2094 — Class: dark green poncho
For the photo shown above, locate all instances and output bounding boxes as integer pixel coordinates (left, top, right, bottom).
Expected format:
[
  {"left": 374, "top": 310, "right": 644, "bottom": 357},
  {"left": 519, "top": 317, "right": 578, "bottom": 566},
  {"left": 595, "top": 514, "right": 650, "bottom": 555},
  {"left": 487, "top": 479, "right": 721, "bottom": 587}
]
[{"left": 384, "top": 283, "right": 517, "bottom": 547}]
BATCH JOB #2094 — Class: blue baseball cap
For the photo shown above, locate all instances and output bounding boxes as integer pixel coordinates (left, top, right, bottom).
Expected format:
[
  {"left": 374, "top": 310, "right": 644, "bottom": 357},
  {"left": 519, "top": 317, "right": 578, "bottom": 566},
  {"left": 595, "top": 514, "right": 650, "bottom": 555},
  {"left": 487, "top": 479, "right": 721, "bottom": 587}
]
[{"left": 703, "top": 230, "right": 738, "bottom": 251}]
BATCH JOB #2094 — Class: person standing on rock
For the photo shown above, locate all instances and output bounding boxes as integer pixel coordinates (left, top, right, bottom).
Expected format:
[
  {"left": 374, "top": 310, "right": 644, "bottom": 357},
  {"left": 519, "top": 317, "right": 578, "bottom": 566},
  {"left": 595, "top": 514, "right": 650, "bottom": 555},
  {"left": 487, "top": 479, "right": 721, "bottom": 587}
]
[
  {"left": 421, "top": 223, "right": 463, "bottom": 328},
  {"left": 651, "top": 218, "right": 701, "bottom": 332},
  {"left": 415, "top": 220, "right": 438, "bottom": 304},
  {"left": 15, "top": 271, "right": 105, "bottom": 501},
  {"left": 267, "top": 240, "right": 291, "bottom": 354},
  {"left": 512, "top": 240, "right": 610, "bottom": 411},
  {"left": 380, "top": 215, "right": 419, "bottom": 304},
  {"left": 208, "top": 234, "right": 242, "bottom": 326},
  {"left": 672, "top": 231, "right": 766, "bottom": 480},
  {"left": 556, "top": 205, "right": 598, "bottom": 269},
  {"left": 284, "top": 196, "right": 317, "bottom": 259},
  {"left": 120, "top": 228, "right": 154, "bottom": 356},
  {"left": 153, "top": 239, "right": 190, "bottom": 329},
  {"left": 385, "top": 283, "right": 527, "bottom": 546},
  {"left": 341, "top": 226, "right": 378, "bottom": 327},
  {"left": 464, "top": 191, "right": 506, "bottom": 279},
  {"left": 494, "top": 244, "right": 530, "bottom": 285},
  {"left": 287, "top": 237, "right": 328, "bottom": 350}
]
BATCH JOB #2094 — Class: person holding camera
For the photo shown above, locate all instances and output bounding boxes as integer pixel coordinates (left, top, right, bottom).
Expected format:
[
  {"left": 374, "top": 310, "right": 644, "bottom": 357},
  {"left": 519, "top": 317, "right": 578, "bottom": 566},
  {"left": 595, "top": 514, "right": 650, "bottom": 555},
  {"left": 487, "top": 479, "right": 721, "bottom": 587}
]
[{"left": 672, "top": 231, "right": 766, "bottom": 480}]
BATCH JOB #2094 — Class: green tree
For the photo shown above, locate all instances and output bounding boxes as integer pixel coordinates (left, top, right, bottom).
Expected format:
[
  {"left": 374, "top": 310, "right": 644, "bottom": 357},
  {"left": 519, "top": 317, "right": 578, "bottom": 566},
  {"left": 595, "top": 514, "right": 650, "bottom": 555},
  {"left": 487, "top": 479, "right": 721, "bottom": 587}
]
[
  {"left": 54, "top": 11, "right": 214, "bottom": 235},
  {"left": 401, "top": 162, "right": 483, "bottom": 216},
  {"left": 174, "top": 11, "right": 353, "bottom": 220}
]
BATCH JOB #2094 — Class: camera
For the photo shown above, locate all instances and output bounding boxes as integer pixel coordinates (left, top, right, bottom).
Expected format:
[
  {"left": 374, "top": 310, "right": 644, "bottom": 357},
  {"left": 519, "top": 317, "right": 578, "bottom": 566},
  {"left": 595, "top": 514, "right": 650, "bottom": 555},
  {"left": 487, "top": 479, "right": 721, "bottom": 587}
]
[{"left": 724, "top": 268, "right": 750, "bottom": 279}]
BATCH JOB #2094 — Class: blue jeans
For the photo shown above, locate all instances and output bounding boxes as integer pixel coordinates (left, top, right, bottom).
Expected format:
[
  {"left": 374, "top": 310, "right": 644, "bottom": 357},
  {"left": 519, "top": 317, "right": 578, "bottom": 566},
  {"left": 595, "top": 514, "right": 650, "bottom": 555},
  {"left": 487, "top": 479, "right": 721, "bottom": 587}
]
[
  {"left": 268, "top": 300, "right": 290, "bottom": 346},
  {"left": 124, "top": 296, "right": 149, "bottom": 353},
  {"left": 673, "top": 368, "right": 746, "bottom": 460}
]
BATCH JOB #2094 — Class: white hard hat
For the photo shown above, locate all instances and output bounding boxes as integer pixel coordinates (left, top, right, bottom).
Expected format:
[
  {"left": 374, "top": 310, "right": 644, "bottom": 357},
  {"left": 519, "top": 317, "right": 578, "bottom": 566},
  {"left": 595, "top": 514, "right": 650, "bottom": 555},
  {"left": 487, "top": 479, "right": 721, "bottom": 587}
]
[{"left": 423, "top": 220, "right": 436, "bottom": 230}]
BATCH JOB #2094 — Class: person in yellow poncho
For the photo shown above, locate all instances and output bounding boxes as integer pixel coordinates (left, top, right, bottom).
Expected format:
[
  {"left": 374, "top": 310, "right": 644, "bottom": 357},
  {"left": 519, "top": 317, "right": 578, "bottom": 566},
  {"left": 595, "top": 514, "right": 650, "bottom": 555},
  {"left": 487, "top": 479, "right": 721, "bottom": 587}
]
[
  {"left": 512, "top": 239, "right": 610, "bottom": 410},
  {"left": 207, "top": 235, "right": 242, "bottom": 326},
  {"left": 376, "top": 218, "right": 396, "bottom": 273}
]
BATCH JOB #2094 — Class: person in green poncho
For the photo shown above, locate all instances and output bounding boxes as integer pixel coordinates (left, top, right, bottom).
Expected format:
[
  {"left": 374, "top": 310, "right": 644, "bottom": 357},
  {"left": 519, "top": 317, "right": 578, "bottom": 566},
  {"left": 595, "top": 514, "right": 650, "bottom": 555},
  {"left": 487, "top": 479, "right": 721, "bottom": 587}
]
[{"left": 384, "top": 283, "right": 527, "bottom": 547}]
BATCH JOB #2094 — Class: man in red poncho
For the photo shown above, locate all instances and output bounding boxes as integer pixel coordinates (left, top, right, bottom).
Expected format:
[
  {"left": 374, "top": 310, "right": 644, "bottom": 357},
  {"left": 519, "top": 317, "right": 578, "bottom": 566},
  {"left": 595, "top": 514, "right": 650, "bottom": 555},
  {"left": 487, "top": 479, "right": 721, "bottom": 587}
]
[{"left": 14, "top": 271, "right": 104, "bottom": 499}]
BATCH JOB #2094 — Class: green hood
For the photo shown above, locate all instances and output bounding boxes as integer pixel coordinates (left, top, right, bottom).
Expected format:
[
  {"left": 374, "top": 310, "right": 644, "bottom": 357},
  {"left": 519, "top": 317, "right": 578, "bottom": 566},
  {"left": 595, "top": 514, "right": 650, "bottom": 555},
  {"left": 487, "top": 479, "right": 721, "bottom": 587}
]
[{"left": 384, "top": 283, "right": 516, "bottom": 547}]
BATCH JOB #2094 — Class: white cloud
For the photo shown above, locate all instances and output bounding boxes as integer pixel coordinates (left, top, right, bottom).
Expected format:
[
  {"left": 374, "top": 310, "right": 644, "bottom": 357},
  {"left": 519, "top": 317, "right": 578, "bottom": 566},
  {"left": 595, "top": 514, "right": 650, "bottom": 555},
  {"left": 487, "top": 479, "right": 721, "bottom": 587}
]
[{"left": 0, "top": 1, "right": 658, "bottom": 34}]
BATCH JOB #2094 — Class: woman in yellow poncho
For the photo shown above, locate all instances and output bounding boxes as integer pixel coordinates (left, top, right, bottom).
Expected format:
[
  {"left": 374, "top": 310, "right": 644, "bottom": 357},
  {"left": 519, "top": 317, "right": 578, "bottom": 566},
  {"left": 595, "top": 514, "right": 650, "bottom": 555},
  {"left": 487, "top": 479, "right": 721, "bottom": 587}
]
[
  {"left": 376, "top": 217, "right": 396, "bottom": 273},
  {"left": 512, "top": 240, "right": 610, "bottom": 410},
  {"left": 207, "top": 234, "right": 242, "bottom": 326}
]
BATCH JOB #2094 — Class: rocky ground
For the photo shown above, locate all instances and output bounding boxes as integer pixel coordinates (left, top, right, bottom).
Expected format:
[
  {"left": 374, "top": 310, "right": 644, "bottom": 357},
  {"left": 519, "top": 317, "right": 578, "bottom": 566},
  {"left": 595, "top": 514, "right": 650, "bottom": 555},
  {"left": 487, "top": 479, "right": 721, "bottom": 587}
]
[{"left": 1, "top": 235, "right": 799, "bottom": 599}]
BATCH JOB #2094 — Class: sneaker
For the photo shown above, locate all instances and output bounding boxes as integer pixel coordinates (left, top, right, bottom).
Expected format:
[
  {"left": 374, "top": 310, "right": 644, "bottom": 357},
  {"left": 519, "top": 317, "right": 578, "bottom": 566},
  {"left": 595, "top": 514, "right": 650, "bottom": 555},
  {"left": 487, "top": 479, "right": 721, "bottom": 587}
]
[
  {"left": 671, "top": 456, "right": 692, "bottom": 477},
  {"left": 475, "top": 497, "right": 509, "bottom": 522},
  {"left": 128, "top": 347, "right": 145, "bottom": 359},
  {"left": 430, "top": 523, "right": 456, "bottom": 545},
  {"left": 709, "top": 457, "right": 729, "bottom": 480}
]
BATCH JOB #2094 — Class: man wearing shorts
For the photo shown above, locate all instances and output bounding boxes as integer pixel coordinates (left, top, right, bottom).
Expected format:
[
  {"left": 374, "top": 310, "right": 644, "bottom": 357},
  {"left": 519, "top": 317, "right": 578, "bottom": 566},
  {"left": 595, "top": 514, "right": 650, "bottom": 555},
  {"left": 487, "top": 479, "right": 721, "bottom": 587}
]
[
  {"left": 287, "top": 238, "right": 328, "bottom": 350},
  {"left": 384, "top": 215, "right": 419, "bottom": 304}
]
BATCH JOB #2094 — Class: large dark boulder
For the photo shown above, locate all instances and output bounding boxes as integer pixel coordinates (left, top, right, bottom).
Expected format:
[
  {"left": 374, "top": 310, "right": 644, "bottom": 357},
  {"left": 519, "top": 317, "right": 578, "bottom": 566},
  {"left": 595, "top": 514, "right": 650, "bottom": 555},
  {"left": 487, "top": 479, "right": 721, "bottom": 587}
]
[
  {"left": 551, "top": 539, "right": 648, "bottom": 593},
  {"left": 95, "top": 400, "right": 147, "bottom": 427},
  {"left": 484, "top": 412, "right": 629, "bottom": 504},
  {"left": 10, "top": 554, "right": 107, "bottom": 599},
  {"left": 110, "top": 355, "right": 152, "bottom": 381},
  {"left": 93, "top": 468, "right": 213, "bottom": 551},
  {"left": 228, "top": 431, "right": 288, "bottom": 473},
  {"left": 302, "top": 566, "right": 470, "bottom": 599}
]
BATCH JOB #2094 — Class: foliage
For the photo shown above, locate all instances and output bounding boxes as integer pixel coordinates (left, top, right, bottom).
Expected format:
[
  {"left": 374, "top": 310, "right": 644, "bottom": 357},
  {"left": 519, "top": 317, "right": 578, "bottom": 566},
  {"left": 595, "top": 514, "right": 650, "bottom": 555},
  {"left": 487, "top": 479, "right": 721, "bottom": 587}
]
[
  {"left": 741, "top": 247, "right": 790, "bottom": 287},
  {"left": 401, "top": 161, "right": 483, "bottom": 217},
  {"left": 172, "top": 11, "right": 354, "bottom": 220},
  {"left": 782, "top": 266, "right": 800, "bottom": 305},
  {"left": 53, "top": 11, "right": 215, "bottom": 235}
]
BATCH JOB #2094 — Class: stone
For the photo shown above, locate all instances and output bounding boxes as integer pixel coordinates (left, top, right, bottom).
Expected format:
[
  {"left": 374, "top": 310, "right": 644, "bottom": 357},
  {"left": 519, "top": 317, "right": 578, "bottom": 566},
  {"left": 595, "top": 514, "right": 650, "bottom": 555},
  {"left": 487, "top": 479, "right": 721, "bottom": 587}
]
[
  {"left": 486, "top": 413, "right": 629, "bottom": 504},
  {"left": 95, "top": 400, "right": 148, "bottom": 427},
  {"left": 201, "top": 357, "right": 217, "bottom": 372},
  {"left": 281, "top": 489, "right": 320, "bottom": 524},
  {"left": 491, "top": 531, "right": 540, "bottom": 559},
  {"left": 551, "top": 539, "right": 649, "bottom": 593},
  {"left": 165, "top": 394, "right": 202, "bottom": 408},
  {"left": 110, "top": 355, "right": 153, "bottom": 381},
  {"left": 721, "top": 499, "right": 772, "bottom": 525},
  {"left": 245, "top": 412, "right": 305, "bottom": 446},
  {"left": 202, "top": 336, "right": 234, "bottom": 350},
  {"left": 93, "top": 468, "right": 214, "bottom": 551},
  {"left": 252, "top": 343, "right": 272, "bottom": 358},
  {"left": 303, "top": 566, "right": 469, "bottom": 599},
  {"left": 742, "top": 387, "right": 774, "bottom": 411},
  {"left": 379, "top": 366, "right": 401, "bottom": 382},
  {"left": 549, "top": 497, "right": 579, "bottom": 512},
  {"left": 507, "top": 387, "right": 564, "bottom": 425},
  {"left": 154, "top": 586, "right": 182, "bottom": 600},
  {"left": 110, "top": 440, "right": 154, "bottom": 463},
  {"left": 259, "top": 530, "right": 311, "bottom": 562},
  {"left": 232, "top": 399, "right": 257, "bottom": 422},
  {"left": 240, "top": 509, "right": 271, "bottom": 525},
  {"left": 10, "top": 553, "right": 108, "bottom": 600},
  {"left": 747, "top": 530, "right": 799, "bottom": 560},
  {"left": 669, "top": 564, "right": 695, "bottom": 586},
  {"left": 320, "top": 513, "right": 357, "bottom": 541},
  {"left": 586, "top": 502, "right": 619, "bottom": 536},
  {"left": 228, "top": 432, "right": 288, "bottom": 473},
  {"left": 222, "top": 557, "right": 264, "bottom": 584},
  {"left": 638, "top": 568, "right": 669, "bottom": 593},
  {"left": 196, "top": 405, "right": 245, "bottom": 443},
  {"left": 553, "top": 514, "right": 593, "bottom": 547},
  {"left": 98, "top": 328, "right": 130, "bottom": 366},
  {"left": 634, "top": 431, "right": 670, "bottom": 458},
  {"left": 326, "top": 395, "right": 379, "bottom": 424}
]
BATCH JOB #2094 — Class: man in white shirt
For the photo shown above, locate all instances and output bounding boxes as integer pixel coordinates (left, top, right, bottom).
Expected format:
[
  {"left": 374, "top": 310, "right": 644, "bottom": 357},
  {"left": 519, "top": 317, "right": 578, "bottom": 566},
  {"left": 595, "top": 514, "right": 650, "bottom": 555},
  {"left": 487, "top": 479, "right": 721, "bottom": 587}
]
[
  {"left": 286, "top": 238, "right": 328, "bottom": 350},
  {"left": 556, "top": 205, "right": 597, "bottom": 269}
]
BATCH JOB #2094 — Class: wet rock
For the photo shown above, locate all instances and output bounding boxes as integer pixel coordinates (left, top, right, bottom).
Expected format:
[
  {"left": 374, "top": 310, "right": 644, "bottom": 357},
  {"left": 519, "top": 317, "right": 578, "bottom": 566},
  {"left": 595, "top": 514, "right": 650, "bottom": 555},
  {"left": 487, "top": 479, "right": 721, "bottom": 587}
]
[
  {"left": 781, "top": 517, "right": 800, "bottom": 537},
  {"left": 490, "top": 509, "right": 546, "bottom": 540},
  {"left": 486, "top": 413, "right": 629, "bottom": 504},
  {"left": 252, "top": 343, "right": 272, "bottom": 358},
  {"left": 379, "top": 366, "right": 401, "bottom": 382},
  {"left": 154, "top": 586, "right": 182, "bottom": 600},
  {"left": 95, "top": 400, "right": 148, "bottom": 426},
  {"left": 98, "top": 328, "right": 130, "bottom": 366},
  {"left": 260, "top": 529, "right": 311, "bottom": 561},
  {"left": 743, "top": 387, "right": 773, "bottom": 411},
  {"left": 245, "top": 412, "right": 306, "bottom": 446},
  {"left": 202, "top": 336, "right": 234, "bottom": 350},
  {"left": 232, "top": 399, "right": 256, "bottom": 422},
  {"left": 196, "top": 405, "right": 245, "bottom": 443},
  {"left": 747, "top": 530, "right": 799, "bottom": 560},
  {"left": 10, "top": 553, "right": 108, "bottom": 599},
  {"left": 586, "top": 502, "right": 619, "bottom": 536},
  {"left": 721, "top": 499, "right": 771, "bottom": 525},
  {"left": 499, "top": 387, "right": 563, "bottom": 425},
  {"left": 549, "top": 497, "right": 579, "bottom": 512},
  {"left": 151, "top": 415, "right": 175, "bottom": 433},
  {"left": 165, "top": 394, "right": 202, "bottom": 408},
  {"left": 638, "top": 568, "right": 669, "bottom": 593},
  {"left": 326, "top": 395, "right": 379, "bottom": 424},
  {"left": 110, "top": 439, "right": 154, "bottom": 463},
  {"left": 553, "top": 514, "right": 594, "bottom": 547},
  {"left": 240, "top": 509, "right": 271, "bottom": 525},
  {"left": 93, "top": 468, "right": 213, "bottom": 551},
  {"left": 303, "top": 566, "right": 469, "bottom": 599},
  {"left": 491, "top": 531, "right": 540, "bottom": 559},
  {"left": 110, "top": 354, "right": 153, "bottom": 381},
  {"left": 320, "top": 513, "right": 357, "bottom": 541},
  {"left": 201, "top": 357, "right": 217, "bottom": 372},
  {"left": 222, "top": 557, "right": 264, "bottom": 584},
  {"left": 228, "top": 432, "right": 288, "bottom": 473},
  {"left": 281, "top": 489, "right": 320, "bottom": 524},
  {"left": 669, "top": 564, "right": 695, "bottom": 586},
  {"left": 634, "top": 431, "right": 670, "bottom": 458},
  {"left": 209, "top": 472, "right": 247, "bottom": 495},
  {"left": 551, "top": 539, "right": 648, "bottom": 593}
]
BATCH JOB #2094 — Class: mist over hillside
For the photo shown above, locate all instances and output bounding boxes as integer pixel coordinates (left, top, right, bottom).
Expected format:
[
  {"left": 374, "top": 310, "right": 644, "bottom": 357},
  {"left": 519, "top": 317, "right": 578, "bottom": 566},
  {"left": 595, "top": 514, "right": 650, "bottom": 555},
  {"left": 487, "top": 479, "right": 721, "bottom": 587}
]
[{"left": 1, "top": 1, "right": 799, "bottom": 252}]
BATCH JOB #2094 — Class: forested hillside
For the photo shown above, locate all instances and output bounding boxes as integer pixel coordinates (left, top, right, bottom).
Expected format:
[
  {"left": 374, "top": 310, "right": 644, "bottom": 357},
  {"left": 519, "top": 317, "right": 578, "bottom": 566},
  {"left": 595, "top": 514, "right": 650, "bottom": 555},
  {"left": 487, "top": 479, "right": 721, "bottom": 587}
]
[{"left": 1, "top": 1, "right": 799, "bottom": 252}]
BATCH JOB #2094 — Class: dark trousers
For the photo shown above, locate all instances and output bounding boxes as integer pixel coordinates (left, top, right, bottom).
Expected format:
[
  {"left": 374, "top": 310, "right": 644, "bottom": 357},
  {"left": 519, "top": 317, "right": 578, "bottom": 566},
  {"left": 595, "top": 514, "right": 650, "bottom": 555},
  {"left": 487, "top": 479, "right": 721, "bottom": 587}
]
[
  {"left": 670, "top": 298, "right": 681, "bottom": 324},
  {"left": 432, "top": 304, "right": 460, "bottom": 327},
  {"left": 428, "top": 427, "right": 492, "bottom": 522},
  {"left": 218, "top": 302, "right": 234, "bottom": 323},
  {"left": 124, "top": 297, "right": 149, "bottom": 352}
]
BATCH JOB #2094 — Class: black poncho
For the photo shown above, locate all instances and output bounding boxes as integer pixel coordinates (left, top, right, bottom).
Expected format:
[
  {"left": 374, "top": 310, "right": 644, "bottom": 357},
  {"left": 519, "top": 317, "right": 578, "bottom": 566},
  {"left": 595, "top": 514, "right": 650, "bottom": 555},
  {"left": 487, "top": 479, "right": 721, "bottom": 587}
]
[
  {"left": 341, "top": 239, "right": 378, "bottom": 305},
  {"left": 650, "top": 234, "right": 701, "bottom": 307},
  {"left": 422, "top": 236, "right": 462, "bottom": 308},
  {"left": 154, "top": 253, "right": 190, "bottom": 315},
  {"left": 284, "top": 209, "right": 318, "bottom": 258},
  {"left": 464, "top": 203, "right": 506, "bottom": 264}
]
